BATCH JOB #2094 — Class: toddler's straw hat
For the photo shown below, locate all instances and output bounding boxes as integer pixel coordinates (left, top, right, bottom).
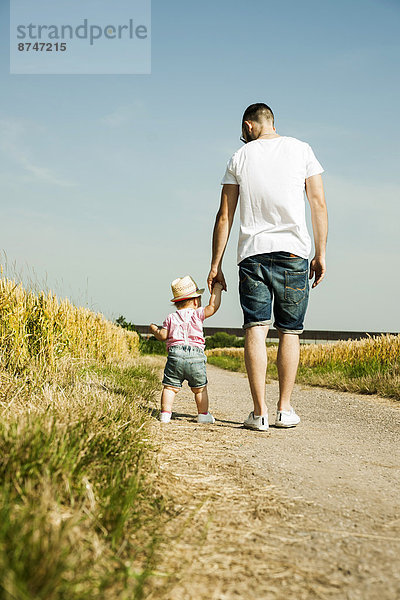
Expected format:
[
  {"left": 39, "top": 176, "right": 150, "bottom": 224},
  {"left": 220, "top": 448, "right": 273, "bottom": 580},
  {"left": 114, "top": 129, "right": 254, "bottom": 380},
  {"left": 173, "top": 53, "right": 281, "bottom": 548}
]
[{"left": 170, "top": 275, "right": 205, "bottom": 303}]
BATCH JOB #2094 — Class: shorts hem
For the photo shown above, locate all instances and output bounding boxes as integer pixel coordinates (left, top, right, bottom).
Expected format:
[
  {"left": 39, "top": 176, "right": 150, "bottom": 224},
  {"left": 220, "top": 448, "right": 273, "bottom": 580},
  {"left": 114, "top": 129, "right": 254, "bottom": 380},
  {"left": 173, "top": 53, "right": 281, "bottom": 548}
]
[
  {"left": 243, "top": 320, "right": 272, "bottom": 330},
  {"left": 162, "top": 381, "right": 182, "bottom": 388},
  {"left": 189, "top": 380, "right": 208, "bottom": 389},
  {"left": 275, "top": 326, "right": 304, "bottom": 335}
]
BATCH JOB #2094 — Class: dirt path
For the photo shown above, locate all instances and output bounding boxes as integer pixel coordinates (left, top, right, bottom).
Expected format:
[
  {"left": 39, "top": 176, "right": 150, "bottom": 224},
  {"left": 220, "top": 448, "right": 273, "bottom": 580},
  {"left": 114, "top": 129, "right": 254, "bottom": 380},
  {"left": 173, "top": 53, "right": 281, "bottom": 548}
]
[{"left": 146, "top": 357, "right": 400, "bottom": 600}]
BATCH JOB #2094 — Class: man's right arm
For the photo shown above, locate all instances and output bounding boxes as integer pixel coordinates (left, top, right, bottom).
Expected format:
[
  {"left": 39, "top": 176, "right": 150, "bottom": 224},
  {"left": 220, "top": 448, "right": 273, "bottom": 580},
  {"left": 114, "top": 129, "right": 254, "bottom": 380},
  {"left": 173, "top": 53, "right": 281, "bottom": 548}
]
[
  {"left": 207, "top": 184, "right": 239, "bottom": 292},
  {"left": 305, "top": 174, "right": 328, "bottom": 288}
]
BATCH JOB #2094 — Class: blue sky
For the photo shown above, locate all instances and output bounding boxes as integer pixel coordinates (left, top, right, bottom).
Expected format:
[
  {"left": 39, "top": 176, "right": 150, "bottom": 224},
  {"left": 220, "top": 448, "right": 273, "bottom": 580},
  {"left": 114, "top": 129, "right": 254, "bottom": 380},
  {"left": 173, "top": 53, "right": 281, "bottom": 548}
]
[{"left": 1, "top": 0, "right": 399, "bottom": 332}]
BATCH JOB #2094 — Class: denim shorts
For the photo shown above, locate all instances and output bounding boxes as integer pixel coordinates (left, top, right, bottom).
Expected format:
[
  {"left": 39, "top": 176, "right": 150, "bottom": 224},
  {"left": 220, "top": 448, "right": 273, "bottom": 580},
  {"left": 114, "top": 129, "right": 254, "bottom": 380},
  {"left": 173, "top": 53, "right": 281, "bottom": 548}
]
[
  {"left": 238, "top": 251, "right": 310, "bottom": 334},
  {"left": 162, "top": 345, "right": 208, "bottom": 389}
]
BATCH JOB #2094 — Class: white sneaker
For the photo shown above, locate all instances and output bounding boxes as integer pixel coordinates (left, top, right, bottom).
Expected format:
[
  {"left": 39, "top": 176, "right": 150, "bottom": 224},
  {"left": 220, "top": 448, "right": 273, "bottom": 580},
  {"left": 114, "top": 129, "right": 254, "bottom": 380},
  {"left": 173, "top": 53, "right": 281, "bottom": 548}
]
[
  {"left": 160, "top": 412, "right": 172, "bottom": 423},
  {"left": 243, "top": 412, "right": 269, "bottom": 431},
  {"left": 197, "top": 412, "right": 215, "bottom": 424},
  {"left": 275, "top": 407, "right": 300, "bottom": 428}
]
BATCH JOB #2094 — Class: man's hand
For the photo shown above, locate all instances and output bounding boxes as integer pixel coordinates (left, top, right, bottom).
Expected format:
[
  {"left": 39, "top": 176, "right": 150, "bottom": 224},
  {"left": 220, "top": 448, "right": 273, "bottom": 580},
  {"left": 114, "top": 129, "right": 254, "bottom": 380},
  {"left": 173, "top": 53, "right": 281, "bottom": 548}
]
[
  {"left": 207, "top": 266, "right": 227, "bottom": 293},
  {"left": 309, "top": 256, "right": 326, "bottom": 288}
]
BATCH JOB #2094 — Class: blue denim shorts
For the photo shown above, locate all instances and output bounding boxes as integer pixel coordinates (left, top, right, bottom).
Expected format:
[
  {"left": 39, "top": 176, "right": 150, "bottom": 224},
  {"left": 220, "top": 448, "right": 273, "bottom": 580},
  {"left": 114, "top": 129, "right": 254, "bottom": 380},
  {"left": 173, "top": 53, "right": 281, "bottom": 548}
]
[
  {"left": 238, "top": 251, "right": 310, "bottom": 334},
  {"left": 162, "top": 345, "right": 208, "bottom": 389}
]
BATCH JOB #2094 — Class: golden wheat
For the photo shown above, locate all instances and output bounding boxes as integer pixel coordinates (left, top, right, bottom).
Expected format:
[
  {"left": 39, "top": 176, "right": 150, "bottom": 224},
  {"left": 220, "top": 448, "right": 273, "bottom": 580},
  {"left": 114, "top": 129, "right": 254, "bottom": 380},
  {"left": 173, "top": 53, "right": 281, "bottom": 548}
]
[
  {"left": 206, "top": 334, "right": 400, "bottom": 369},
  {"left": 298, "top": 334, "right": 400, "bottom": 368},
  {"left": 206, "top": 347, "right": 245, "bottom": 358},
  {"left": 206, "top": 346, "right": 279, "bottom": 362},
  {"left": 0, "top": 276, "right": 139, "bottom": 374}
]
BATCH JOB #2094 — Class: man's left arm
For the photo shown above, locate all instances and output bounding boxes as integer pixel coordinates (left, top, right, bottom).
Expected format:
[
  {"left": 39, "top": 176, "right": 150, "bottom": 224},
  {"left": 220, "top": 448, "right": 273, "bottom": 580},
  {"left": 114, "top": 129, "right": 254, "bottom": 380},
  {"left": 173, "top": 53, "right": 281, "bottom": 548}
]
[
  {"left": 305, "top": 174, "right": 328, "bottom": 288},
  {"left": 207, "top": 184, "right": 239, "bottom": 292}
]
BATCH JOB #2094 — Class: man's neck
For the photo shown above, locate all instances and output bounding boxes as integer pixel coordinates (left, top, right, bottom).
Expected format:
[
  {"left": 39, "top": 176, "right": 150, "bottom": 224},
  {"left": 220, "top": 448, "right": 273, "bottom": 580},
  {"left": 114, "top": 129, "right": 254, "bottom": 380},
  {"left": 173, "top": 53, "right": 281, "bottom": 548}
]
[{"left": 258, "top": 129, "right": 280, "bottom": 139}]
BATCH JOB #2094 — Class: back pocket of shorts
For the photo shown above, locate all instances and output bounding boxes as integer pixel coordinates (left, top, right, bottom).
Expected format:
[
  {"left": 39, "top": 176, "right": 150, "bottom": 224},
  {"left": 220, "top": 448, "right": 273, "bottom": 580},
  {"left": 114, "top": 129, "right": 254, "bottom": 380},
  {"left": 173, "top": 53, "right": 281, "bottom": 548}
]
[
  {"left": 284, "top": 270, "right": 308, "bottom": 304},
  {"left": 239, "top": 266, "right": 260, "bottom": 293}
]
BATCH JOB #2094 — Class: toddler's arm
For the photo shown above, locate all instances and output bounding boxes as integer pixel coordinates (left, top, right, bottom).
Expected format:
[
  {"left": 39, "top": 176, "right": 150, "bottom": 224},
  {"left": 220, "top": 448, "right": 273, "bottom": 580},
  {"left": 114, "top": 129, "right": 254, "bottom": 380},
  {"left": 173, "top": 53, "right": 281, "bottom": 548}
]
[
  {"left": 204, "top": 282, "right": 223, "bottom": 319},
  {"left": 149, "top": 323, "right": 168, "bottom": 341}
]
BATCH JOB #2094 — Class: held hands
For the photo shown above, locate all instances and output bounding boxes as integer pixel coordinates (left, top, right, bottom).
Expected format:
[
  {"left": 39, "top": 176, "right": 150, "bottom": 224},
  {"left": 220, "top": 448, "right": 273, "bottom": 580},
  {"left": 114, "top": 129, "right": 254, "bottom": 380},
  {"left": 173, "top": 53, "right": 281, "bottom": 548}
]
[
  {"left": 309, "top": 256, "right": 326, "bottom": 288},
  {"left": 207, "top": 266, "right": 227, "bottom": 293}
]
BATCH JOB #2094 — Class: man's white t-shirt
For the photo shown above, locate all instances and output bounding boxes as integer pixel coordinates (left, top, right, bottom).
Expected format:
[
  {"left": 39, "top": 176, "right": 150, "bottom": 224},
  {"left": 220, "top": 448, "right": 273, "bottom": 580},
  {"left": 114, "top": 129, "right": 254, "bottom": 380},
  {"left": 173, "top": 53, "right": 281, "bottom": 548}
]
[{"left": 221, "top": 136, "right": 324, "bottom": 264}]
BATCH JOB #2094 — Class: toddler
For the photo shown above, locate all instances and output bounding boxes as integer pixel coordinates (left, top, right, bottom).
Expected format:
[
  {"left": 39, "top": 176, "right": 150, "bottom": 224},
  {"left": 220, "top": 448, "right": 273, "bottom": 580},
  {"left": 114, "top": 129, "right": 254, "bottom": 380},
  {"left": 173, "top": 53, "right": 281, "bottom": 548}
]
[{"left": 150, "top": 275, "right": 223, "bottom": 423}]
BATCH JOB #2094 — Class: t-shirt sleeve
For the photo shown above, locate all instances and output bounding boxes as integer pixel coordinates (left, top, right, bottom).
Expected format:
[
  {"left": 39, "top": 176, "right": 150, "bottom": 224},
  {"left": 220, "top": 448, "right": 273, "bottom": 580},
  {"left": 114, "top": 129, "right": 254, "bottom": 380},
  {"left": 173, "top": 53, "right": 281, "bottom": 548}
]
[
  {"left": 221, "top": 155, "right": 239, "bottom": 185},
  {"left": 162, "top": 315, "right": 170, "bottom": 331},
  {"left": 196, "top": 306, "right": 206, "bottom": 322},
  {"left": 305, "top": 144, "right": 324, "bottom": 178}
]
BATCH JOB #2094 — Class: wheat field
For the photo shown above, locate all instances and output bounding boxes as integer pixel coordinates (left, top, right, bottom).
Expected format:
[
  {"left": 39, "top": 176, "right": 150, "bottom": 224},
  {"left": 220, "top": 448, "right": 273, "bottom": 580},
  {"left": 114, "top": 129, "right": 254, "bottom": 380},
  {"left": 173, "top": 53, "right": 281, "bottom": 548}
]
[{"left": 0, "top": 275, "right": 139, "bottom": 375}]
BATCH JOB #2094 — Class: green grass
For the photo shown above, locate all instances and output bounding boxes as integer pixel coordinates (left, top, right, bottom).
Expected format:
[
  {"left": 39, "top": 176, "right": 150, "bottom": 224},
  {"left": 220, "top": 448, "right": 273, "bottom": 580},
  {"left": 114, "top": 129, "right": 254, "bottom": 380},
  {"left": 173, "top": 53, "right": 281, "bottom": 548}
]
[
  {"left": 139, "top": 336, "right": 167, "bottom": 355},
  {"left": 295, "top": 361, "right": 400, "bottom": 399},
  {"left": 207, "top": 355, "right": 244, "bottom": 372},
  {"left": 0, "top": 360, "right": 165, "bottom": 600},
  {"left": 205, "top": 332, "right": 245, "bottom": 349},
  {"left": 207, "top": 354, "right": 278, "bottom": 379},
  {"left": 207, "top": 352, "right": 400, "bottom": 400}
]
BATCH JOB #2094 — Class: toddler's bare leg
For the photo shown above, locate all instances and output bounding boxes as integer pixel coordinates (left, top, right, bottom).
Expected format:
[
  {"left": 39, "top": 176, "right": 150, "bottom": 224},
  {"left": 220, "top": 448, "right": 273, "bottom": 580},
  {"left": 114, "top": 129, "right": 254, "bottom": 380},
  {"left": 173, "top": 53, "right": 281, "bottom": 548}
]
[
  {"left": 191, "top": 386, "right": 209, "bottom": 414},
  {"left": 161, "top": 386, "right": 179, "bottom": 412}
]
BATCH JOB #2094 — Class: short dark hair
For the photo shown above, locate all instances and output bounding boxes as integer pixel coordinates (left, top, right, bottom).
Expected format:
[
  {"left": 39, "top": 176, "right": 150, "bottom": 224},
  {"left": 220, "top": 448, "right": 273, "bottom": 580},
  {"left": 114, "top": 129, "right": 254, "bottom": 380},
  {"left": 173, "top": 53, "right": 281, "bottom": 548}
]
[{"left": 242, "top": 103, "right": 274, "bottom": 126}]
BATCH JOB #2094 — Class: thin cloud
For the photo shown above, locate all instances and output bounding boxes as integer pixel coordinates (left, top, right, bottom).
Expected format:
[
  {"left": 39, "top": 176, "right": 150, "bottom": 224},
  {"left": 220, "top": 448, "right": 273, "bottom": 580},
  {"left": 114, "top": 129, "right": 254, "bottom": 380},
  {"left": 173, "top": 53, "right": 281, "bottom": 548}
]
[
  {"left": 0, "top": 117, "right": 76, "bottom": 187},
  {"left": 101, "top": 106, "right": 133, "bottom": 127},
  {"left": 100, "top": 102, "right": 148, "bottom": 127}
]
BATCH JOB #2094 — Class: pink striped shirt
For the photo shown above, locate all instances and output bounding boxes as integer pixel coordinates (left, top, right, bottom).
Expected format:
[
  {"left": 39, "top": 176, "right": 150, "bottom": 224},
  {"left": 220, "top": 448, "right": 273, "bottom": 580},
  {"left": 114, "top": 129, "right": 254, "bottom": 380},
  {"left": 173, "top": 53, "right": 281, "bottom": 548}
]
[{"left": 162, "top": 307, "right": 206, "bottom": 350}]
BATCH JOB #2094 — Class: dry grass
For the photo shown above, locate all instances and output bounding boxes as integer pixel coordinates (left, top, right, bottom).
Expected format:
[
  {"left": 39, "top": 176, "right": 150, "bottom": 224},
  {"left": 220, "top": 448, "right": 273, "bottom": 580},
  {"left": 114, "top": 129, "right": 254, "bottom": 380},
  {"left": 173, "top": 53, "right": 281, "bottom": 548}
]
[
  {"left": 145, "top": 420, "right": 345, "bottom": 600},
  {"left": 0, "top": 358, "right": 165, "bottom": 600},
  {"left": 0, "top": 272, "right": 168, "bottom": 599},
  {"left": 136, "top": 356, "right": 400, "bottom": 600}
]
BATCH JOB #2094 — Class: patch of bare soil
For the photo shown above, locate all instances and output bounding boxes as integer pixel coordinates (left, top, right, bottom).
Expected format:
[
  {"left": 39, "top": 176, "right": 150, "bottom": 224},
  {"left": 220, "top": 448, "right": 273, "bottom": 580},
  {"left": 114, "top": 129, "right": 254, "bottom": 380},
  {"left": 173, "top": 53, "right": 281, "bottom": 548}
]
[{"left": 144, "top": 357, "right": 400, "bottom": 600}]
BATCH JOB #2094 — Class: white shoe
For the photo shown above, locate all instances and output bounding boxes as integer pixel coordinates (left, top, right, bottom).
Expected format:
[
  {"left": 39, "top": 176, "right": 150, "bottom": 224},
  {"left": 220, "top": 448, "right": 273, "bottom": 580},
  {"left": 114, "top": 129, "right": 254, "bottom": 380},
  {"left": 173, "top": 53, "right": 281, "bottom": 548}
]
[
  {"left": 275, "top": 407, "right": 300, "bottom": 428},
  {"left": 160, "top": 412, "right": 172, "bottom": 423},
  {"left": 243, "top": 412, "right": 269, "bottom": 431},
  {"left": 197, "top": 412, "right": 215, "bottom": 424}
]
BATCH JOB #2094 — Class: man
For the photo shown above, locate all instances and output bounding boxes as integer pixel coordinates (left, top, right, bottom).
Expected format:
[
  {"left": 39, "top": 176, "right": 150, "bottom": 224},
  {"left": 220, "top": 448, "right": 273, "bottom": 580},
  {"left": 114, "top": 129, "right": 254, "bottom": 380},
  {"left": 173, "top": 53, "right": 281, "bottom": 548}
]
[{"left": 207, "top": 103, "right": 328, "bottom": 431}]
